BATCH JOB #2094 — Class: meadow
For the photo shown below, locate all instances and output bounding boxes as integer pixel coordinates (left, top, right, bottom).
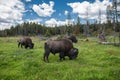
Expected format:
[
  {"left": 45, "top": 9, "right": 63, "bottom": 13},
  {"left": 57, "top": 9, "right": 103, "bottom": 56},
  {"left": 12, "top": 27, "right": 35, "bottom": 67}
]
[{"left": 0, "top": 37, "right": 120, "bottom": 80}]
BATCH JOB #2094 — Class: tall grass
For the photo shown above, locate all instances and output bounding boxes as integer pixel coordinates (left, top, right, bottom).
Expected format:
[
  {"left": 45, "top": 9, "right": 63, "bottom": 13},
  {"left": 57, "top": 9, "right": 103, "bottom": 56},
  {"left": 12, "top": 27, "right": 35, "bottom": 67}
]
[{"left": 0, "top": 37, "right": 120, "bottom": 80}]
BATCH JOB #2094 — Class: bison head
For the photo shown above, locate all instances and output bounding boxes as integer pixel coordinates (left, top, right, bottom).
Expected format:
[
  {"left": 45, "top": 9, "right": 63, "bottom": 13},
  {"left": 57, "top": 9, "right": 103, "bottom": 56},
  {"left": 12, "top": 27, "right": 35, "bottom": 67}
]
[
  {"left": 68, "top": 48, "right": 78, "bottom": 60},
  {"left": 28, "top": 43, "right": 34, "bottom": 49}
]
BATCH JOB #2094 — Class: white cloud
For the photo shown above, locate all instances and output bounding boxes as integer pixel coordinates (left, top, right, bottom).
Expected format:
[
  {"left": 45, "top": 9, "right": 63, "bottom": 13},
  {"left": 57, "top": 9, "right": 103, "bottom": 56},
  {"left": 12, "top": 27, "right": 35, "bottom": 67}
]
[
  {"left": 32, "top": 1, "right": 55, "bottom": 17},
  {"left": 26, "top": 18, "right": 42, "bottom": 24},
  {"left": 45, "top": 18, "right": 74, "bottom": 27},
  {"left": 64, "top": 10, "right": 68, "bottom": 15},
  {"left": 67, "top": 0, "right": 111, "bottom": 23},
  {"left": 26, "top": 0, "right": 32, "bottom": 2},
  {"left": 117, "top": 0, "right": 120, "bottom": 10},
  {"left": 0, "top": 0, "right": 25, "bottom": 30},
  {"left": 45, "top": 18, "right": 57, "bottom": 27}
]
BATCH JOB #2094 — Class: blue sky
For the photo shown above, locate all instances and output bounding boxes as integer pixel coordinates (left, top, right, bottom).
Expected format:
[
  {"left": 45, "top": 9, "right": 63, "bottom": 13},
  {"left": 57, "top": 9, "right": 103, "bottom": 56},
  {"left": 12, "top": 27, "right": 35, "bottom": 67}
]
[
  {"left": 0, "top": 0, "right": 112, "bottom": 29},
  {"left": 23, "top": 0, "right": 84, "bottom": 23}
]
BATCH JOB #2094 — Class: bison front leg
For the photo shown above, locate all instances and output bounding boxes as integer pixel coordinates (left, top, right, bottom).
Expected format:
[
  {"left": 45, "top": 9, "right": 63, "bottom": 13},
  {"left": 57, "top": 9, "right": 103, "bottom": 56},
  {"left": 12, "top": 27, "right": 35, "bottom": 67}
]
[
  {"left": 18, "top": 42, "right": 21, "bottom": 48},
  {"left": 59, "top": 52, "right": 65, "bottom": 61},
  {"left": 24, "top": 44, "right": 29, "bottom": 49},
  {"left": 24, "top": 45, "right": 28, "bottom": 49},
  {"left": 21, "top": 44, "right": 23, "bottom": 48}
]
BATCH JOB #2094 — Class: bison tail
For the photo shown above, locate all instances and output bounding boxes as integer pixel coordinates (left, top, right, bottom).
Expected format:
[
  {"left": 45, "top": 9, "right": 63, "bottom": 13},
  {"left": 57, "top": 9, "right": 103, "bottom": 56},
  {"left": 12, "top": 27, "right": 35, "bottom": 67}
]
[
  {"left": 44, "top": 42, "right": 48, "bottom": 49},
  {"left": 44, "top": 42, "right": 47, "bottom": 46}
]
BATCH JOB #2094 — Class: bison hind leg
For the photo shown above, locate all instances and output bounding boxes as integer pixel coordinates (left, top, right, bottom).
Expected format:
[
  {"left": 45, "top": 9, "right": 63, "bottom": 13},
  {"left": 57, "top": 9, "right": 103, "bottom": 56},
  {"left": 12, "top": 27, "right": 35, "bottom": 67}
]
[{"left": 44, "top": 49, "right": 50, "bottom": 62}]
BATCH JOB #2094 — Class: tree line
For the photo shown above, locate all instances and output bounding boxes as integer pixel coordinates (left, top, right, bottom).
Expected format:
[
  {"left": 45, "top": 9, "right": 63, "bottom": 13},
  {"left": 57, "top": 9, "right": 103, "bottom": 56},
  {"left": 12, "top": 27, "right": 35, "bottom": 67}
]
[{"left": 0, "top": 19, "right": 119, "bottom": 37}]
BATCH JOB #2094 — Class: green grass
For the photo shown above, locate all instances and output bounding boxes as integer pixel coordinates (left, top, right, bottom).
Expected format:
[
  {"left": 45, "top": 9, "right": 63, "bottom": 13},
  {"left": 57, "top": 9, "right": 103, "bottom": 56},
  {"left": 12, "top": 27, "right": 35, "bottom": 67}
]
[{"left": 0, "top": 37, "right": 120, "bottom": 80}]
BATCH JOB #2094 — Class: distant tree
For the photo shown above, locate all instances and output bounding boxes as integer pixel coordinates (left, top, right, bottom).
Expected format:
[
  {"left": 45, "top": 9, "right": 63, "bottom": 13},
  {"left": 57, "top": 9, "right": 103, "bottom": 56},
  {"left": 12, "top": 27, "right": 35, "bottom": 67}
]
[
  {"left": 73, "top": 26, "right": 80, "bottom": 35},
  {"left": 77, "top": 16, "right": 80, "bottom": 26},
  {"left": 84, "top": 7, "right": 90, "bottom": 37},
  {"left": 66, "top": 12, "right": 74, "bottom": 35},
  {"left": 45, "top": 29, "right": 51, "bottom": 37}
]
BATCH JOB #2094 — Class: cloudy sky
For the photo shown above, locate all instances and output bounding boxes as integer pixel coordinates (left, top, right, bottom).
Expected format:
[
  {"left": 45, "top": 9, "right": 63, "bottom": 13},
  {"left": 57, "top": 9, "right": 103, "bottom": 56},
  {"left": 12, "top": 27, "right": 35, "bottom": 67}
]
[{"left": 0, "top": 0, "right": 113, "bottom": 30}]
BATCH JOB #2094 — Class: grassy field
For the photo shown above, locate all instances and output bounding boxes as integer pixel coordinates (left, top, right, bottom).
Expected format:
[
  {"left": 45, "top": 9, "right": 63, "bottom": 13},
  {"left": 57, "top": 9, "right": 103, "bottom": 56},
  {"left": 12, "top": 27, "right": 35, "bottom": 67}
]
[{"left": 0, "top": 37, "right": 120, "bottom": 80}]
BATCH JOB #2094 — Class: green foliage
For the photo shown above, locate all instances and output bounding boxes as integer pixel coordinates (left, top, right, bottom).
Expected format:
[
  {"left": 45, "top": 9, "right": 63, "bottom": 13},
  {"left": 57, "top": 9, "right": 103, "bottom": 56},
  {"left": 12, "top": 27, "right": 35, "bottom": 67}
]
[
  {"left": 66, "top": 26, "right": 73, "bottom": 35},
  {"left": 45, "top": 29, "right": 52, "bottom": 37},
  {"left": 0, "top": 37, "right": 120, "bottom": 80}
]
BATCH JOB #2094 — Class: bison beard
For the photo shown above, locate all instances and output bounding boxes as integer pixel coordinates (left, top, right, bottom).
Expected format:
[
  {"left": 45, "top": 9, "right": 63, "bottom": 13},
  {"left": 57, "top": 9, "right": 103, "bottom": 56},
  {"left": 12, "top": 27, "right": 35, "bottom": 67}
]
[
  {"left": 43, "top": 39, "right": 78, "bottom": 62},
  {"left": 18, "top": 37, "right": 34, "bottom": 49}
]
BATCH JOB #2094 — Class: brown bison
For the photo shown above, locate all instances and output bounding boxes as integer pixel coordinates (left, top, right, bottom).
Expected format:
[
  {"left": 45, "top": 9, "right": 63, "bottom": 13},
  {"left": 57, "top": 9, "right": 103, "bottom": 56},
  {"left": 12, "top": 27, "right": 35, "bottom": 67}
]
[
  {"left": 44, "top": 39, "right": 78, "bottom": 62},
  {"left": 18, "top": 37, "right": 34, "bottom": 49},
  {"left": 64, "top": 35, "right": 78, "bottom": 43}
]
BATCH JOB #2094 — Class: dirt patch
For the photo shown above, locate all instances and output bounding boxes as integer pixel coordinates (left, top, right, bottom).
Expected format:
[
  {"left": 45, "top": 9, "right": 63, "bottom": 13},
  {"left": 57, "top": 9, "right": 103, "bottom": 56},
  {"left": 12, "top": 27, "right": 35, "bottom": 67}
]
[{"left": 105, "top": 50, "right": 120, "bottom": 55}]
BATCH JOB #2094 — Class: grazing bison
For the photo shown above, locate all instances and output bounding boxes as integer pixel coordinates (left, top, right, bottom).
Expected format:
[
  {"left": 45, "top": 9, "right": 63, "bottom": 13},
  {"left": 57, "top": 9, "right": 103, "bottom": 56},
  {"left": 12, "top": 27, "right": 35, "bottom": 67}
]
[
  {"left": 64, "top": 35, "right": 78, "bottom": 43},
  {"left": 18, "top": 37, "right": 34, "bottom": 49},
  {"left": 44, "top": 39, "right": 78, "bottom": 62}
]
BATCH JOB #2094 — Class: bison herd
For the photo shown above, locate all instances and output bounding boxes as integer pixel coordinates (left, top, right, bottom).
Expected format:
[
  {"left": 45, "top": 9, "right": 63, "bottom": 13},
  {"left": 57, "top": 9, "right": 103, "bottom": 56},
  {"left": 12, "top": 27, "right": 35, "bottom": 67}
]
[{"left": 17, "top": 35, "right": 79, "bottom": 62}]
